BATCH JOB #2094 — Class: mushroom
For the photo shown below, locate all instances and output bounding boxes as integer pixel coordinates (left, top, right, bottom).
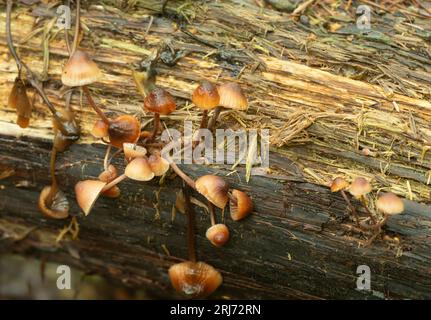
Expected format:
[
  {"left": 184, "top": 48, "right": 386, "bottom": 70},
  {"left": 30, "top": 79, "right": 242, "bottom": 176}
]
[
  {"left": 229, "top": 189, "right": 253, "bottom": 221},
  {"left": 99, "top": 164, "right": 121, "bottom": 198},
  {"left": 207, "top": 82, "right": 247, "bottom": 131},
  {"left": 195, "top": 175, "right": 229, "bottom": 209},
  {"left": 206, "top": 202, "right": 229, "bottom": 247},
  {"left": 192, "top": 81, "right": 220, "bottom": 130},
  {"left": 376, "top": 192, "right": 404, "bottom": 217},
  {"left": 348, "top": 177, "right": 377, "bottom": 225},
  {"left": 143, "top": 87, "right": 176, "bottom": 141},
  {"left": 91, "top": 119, "right": 109, "bottom": 139},
  {"left": 123, "top": 143, "right": 147, "bottom": 162},
  {"left": 329, "top": 177, "right": 360, "bottom": 227},
  {"left": 168, "top": 261, "right": 223, "bottom": 299},
  {"left": 38, "top": 186, "right": 69, "bottom": 219},
  {"left": 8, "top": 77, "right": 32, "bottom": 128},
  {"left": 108, "top": 115, "right": 141, "bottom": 149},
  {"left": 148, "top": 153, "right": 170, "bottom": 176}
]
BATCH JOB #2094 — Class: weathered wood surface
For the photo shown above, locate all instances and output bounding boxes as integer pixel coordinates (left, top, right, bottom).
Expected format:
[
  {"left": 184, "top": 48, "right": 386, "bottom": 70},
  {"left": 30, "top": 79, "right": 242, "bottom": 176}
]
[{"left": 0, "top": 1, "right": 431, "bottom": 299}]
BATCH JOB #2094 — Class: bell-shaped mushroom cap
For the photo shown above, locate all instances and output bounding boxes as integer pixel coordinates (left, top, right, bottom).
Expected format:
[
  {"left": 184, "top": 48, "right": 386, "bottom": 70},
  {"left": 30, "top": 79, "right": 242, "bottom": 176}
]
[
  {"left": 108, "top": 115, "right": 141, "bottom": 149},
  {"left": 8, "top": 77, "right": 32, "bottom": 128},
  {"left": 98, "top": 164, "right": 118, "bottom": 183},
  {"left": 217, "top": 82, "right": 248, "bottom": 110},
  {"left": 61, "top": 50, "right": 102, "bottom": 87},
  {"left": 206, "top": 224, "right": 230, "bottom": 247},
  {"left": 192, "top": 80, "right": 220, "bottom": 110},
  {"left": 195, "top": 175, "right": 229, "bottom": 209},
  {"left": 229, "top": 189, "right": 253, "bottom": 221},
  {"left": 75, "top": 180, "right": 107, "bottom": 216},
  {"left": 144, "top": 87, "right": 176, "bottom": 115},
  {"left": 91, "top": 120, "right": 109, "bottom": 138},
  {"left": 148, "top": 154, "right": 170, "bottom": 176},
  {"left": 125, "top": 157, "right": 155, "bottom": 181},
  {"left": 348, "top": 177, "right": 372, "bottom": 198},
  {"left": 376, "top": 193, "right": 404, "bottom": 215},
  {"left": 168, "top": 261, "right": 223, "bottom": 298},
  {"left": 330, "top": 177, "right": 349, "bottom": 193},
  {"left": 123, "top": 143, "right": 147, "bottom": 161},
  {"left": 38, "top": 186, "right": 70, "bottom": 219}
]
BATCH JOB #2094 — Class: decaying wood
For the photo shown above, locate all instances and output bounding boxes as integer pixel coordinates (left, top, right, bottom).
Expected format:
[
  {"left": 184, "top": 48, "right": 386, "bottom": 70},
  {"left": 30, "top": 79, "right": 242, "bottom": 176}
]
[{"left": 0, "top": 1, "right": 430, "bottom": 299}]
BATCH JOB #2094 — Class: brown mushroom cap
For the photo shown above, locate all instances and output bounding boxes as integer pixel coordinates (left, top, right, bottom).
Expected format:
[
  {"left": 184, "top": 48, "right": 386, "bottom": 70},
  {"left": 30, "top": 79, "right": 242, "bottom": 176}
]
[
  {"left": 101, "top": 185, "right": 121, "bottom": 198},
  {"left": 348, "top": 177, "right": 372, "bottom": 198},
  {"left": 217, "top": 82, "right": 248, "bottom": 110},
  {"left": 99, "top": 165, "right": 120, "bottom": 198},
  {"left": 144, "top": 87, "right": 176, "bottom": 115},
  {"left": 108, "top": 115, "right": 141, "bottom": 149},
  {"left": 330, "top": 177, "right": 349, "bottom": 193},
  {"left": 8, "top": 77, "right": 32, "bottom": 128},
  {"left": 192, "top": 81, "right": 220, "bottom": 110},
  {"left": 376, "top": 193, "right": 404, "bottom": 215},
  {"left": 75, "top": 180, "right": 107, "bottom": 216},
  {"left": 148, "top": 154, "right": 170, "bottom": 176},
  {"left": 124, "top": 157, "right": 155, "bottom": 181},
  {"left": 91, "top": 120, "right": 109, "bottom": 138},
  {"left": 123, "top": 143, "right": 147, "bottom": 161},
  {"left": 61, "top": 50, "right": 102, "bottom": 87},
  {"left": 229, "top": 189, "right": 253, "bottom": 221},
  {"left": 195, "top": 175, "right": 229, "bottom": 209},
  {"left": 206, "top": 224, "right": 230, "bottom": 247},
  {"left": 38, "top": 186, "right": 70, "bottom": 219},
  {"left": 168, "top": 261, "right": 223, "bottom": 298}
]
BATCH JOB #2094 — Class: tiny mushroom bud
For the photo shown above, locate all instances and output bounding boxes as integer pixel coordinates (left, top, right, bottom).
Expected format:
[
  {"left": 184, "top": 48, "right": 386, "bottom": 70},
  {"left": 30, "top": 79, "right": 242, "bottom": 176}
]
[
  {"left": 108, "top": 115, "right": 141, "bottom": 149},
  {"left": 376, "top": 193, "right": 404, "bottom": 215},
  {"left": 124, "top": 157, "right": 155, "bottom": 181},
  {"left": 148, "top": 154, "right": 170, "bottom": 176},
  {"left": 168, "top": 261, "right": 223, "bottom": 298},
  {"left": 61, "top": 50, "right": 102, "bottom": 87},
  {"left": 348, "top": 177, "right": 372, "bottom": 199},
  {"left": 206, "top": 224, "right": 230, "bottom": 247},
  {"left": 8, "top": 77, "right": 32, "bottom": 128},
  {"left": 123, "top": 143, "right": 147, "bottom": 161},
  {"left": 195, "top": 175, "right": 229, "bottom": 209},
  {"left": 229, "top": 189, "right": 253, "bottom": 221},
  {"left": 217, "top": 82, "right": 248, "bottom": 111},
  {"left": 91, "top": 120, "right": 109, "bottom": 138},
  {"left": 38, "top": 186, "right": 69, "bottom": 219},
  {"left": 75, "top": 180, "right": 107, "bottom": 216},
  {"left": 330, "top": 177, "right": 349, "bottom": 193}
]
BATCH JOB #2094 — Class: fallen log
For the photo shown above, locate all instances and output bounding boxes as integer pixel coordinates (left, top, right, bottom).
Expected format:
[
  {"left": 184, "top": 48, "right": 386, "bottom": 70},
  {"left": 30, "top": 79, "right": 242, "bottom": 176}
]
[{"left": 0, "top": 1, "right": 430, "bottom": 299}]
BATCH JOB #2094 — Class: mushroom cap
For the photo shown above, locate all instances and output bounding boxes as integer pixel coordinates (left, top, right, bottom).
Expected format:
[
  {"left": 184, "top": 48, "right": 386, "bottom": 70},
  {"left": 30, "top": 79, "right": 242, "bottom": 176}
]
[
  {"left": 38, "top": 186, "right": 70, "bottom": 219},
  {"left": 101, "top": 185, "right": 121, "bottom": 198},
  {"left": 168, "top": 261, "right": 223, "bottom": 298},
  {"left": 195, "top": 175, "right": 229, "bottom": 209},
  {"left": 108, "top": 115, "right": 141, "bottom": 149},
  {"left": 217, "top": 82, "right": 248, "bottom": 110},
  {"left": 148, "top": 154, "right": 170, "bottom": 176},
  {"left": 348, "top": 177, "right": 372, "bottom": 198},
  {"left": 376, "top": 193, "right": 404, "bottom": 215},
  {"left": 61, "top": 50, "right": 102, "bottom": 87},
  {"left": 123, "top": 143, "right": 147, "bottom": 161},
  {"left": 192, "top": 81, "right": 220, "bottom": 110},
  {"left": 124, "top": 157, "right": 155, "bottom": 181},
  {"left": 9, "top": 77, "right": 32, "bottom": 128},
  {"left": 330, "top": 177, "right": 349, "bottom": 193},
  {"left": 91, "top": 120, "right": 109, "bottom": 138},
  {"left": 75, "top": 180, "right": 107, "bottom": 216},
  {"left": 206, "top": 223, "right": 230, "bottom": 247},
  {"left": 98, "top": 165, "right": 118, "bottom": 183},
  {"left": 144, "top": 87, "right": 176, "bottom": 115},
  {"left": 229, "top": 189, "right": 253, "bottom": 221}
]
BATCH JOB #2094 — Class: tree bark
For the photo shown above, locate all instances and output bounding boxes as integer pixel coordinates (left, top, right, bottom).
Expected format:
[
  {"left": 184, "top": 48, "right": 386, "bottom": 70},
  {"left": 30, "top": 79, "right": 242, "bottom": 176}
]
[{"left": 0, "top": 1, "right": 430, "bottom": 299}]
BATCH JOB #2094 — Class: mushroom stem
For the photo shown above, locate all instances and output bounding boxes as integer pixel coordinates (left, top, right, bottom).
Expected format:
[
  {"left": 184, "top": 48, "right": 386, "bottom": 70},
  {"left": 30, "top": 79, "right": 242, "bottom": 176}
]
[
  {"left": 360, "top": 196, "right": 377, "bottom": 224},
  {"left": 102, "top": 174, "right": 126, "bottom": 192},
  {"left": 199, "top": 110, "right": 209, "bottom": 129},
  {"left": 207, "top": 107, "right": 221, "bottom": 132},
  {"left": 360, "top": 214, "right": 388, "bottom": 231},
  {"left": 183, "top": 181, "right": 197, "bottom": 263},
  {"left": 340, "top": 190, "right": 360, "bottom": 228},
  {"left": 208, "top": 202, "right": 216, "bottom": 226},
  {"left": 82, "top": 86, "right": 110, "bottom": 124},
  {"left": 45, "top": 146, "right": 59, "bottom": 206},
  {"left": 148, "top": 113, "right": 160, "bottom": 141},
  {"left": 71, "top": 0, "right": 80, "bottom": 54},
  {"left": 169, "top": 162, "right": 196, "bottom": 189},
  {"left": 103, "top": 144, "right": 112, "bottom": 171}
]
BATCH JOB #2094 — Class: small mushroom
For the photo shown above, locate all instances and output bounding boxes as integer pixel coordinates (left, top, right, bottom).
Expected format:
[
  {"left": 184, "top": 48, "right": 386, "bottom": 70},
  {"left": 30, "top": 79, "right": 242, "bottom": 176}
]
[
  {"left": 38, "top": 186, "right": 69, "bottom": 219},
  {"left": 330, "top": 177, "right": 361, "bottom": 227},
  {"left": 208, "top": 82, "right": 247, "bottom": 131},
  {"left": 168, "top": 261, "right": 223, "bottom": 298},
  {"left": 61, "top": 50, "right": 102, "bottom": 87},
  {"left": 376, "top": 192, "right": 404, "bottom": 216},
  {"left": 192, "top": 81, "right": 219, "bottom": 130},
  {"left": 75, "top": 180, "right": 107, "bottom": 216},
  {"left": 91, "top": 119, "right": 109, "bottom": 138},
  {"left": 195, "top": 175, "right": 229, "bottom": 209},
  {"left": 143, "top": 87, "right": 176, "bottom": 140},
  {"left": 8, "top": 77, "right": 32, "bottom": 128},
  {"left": 205, "top": 202, "right": 230, "bottom": 247},
  {"left": 229, "top": 189, "right": 253, "bottom": 221},
  {"left": 148, "top": 153, "right": 170, "bottom": 176},
  {"left": 99, "top": 164, "right": 120, "bottom": 198},
  {"left": 348, "top": 177, "right": 372, "bottom": 199},
  {"left": 108, "top": 115, "right": 141, "bottom": 149},
  {"left": 123, "top": 143, "right": 147, "bottom": 161}
]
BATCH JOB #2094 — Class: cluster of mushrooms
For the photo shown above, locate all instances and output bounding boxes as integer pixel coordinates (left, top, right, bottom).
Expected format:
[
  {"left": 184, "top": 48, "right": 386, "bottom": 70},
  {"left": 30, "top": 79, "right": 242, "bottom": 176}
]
[
  {"left": 330, "top": 176, "right": 405, "bottom": 244},
  {"left": 6, "top": 0, "right": 253, "bottom": 299}
]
